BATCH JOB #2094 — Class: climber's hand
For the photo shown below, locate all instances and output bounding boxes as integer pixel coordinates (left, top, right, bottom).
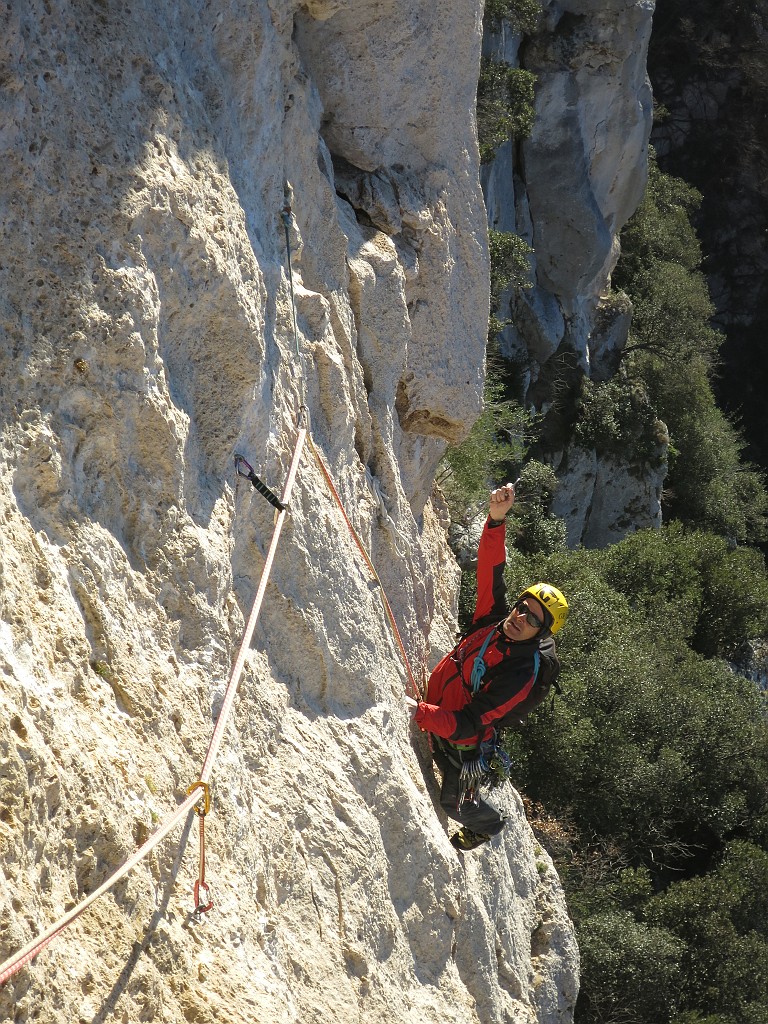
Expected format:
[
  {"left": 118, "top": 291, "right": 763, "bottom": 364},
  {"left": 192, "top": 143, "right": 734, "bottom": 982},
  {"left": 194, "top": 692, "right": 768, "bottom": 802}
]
[
  {"left": 405, "top": 696, "right": 422, "bottom": 722},
  {"left": 489, "top": 482, "right": 515, "bottom": 521}
]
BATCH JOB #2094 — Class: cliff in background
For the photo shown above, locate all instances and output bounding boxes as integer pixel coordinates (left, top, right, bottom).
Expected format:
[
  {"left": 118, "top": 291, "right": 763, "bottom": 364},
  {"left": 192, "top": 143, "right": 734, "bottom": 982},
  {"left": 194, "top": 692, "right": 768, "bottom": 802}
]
[
  {"left": 484, "top": 0, "right": 660, "bottom": 548},
  {"left": 0, "top": 0, "right": 653, "bottom": 1020}
]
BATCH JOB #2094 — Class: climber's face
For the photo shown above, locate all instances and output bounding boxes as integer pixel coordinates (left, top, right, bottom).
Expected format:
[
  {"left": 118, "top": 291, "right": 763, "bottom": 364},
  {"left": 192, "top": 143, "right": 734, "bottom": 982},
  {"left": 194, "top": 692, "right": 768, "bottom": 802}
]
[{"left": 502, "top": 597, "right": 545, "bottom": 641}]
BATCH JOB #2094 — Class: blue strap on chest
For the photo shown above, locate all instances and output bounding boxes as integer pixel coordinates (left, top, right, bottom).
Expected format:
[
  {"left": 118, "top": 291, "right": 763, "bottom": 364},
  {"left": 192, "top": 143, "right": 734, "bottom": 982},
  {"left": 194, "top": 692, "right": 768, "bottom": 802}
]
[
  {"left": 470, "top": 628, "right": 498, "bottom": 693},
  {"left": 471, "top": 633, "right": 541, "bottom": 694}
]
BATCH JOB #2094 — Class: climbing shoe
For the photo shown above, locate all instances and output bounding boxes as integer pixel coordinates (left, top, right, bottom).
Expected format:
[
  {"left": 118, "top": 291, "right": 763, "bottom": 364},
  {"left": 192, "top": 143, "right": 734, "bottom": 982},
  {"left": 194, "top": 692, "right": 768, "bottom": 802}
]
[{"left": 450, "top": 828, "right": 491, "bottom": 852}]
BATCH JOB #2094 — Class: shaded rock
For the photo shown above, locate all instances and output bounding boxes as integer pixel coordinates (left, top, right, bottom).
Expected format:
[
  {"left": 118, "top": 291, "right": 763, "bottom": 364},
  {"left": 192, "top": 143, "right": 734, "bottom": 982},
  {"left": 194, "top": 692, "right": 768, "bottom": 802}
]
[
  {"left": 551, "top": 446, "right": 664, "bottom": 548},
  {"left": 523, "top": 0, "right": 654, "bottom": 312}
]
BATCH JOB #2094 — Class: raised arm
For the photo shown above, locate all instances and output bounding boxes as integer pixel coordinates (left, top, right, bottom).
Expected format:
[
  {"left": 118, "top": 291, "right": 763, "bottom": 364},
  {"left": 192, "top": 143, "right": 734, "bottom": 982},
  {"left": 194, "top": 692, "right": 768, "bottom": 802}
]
[{"left": 473, "top": 483, "right": 515, "bottom": 624}]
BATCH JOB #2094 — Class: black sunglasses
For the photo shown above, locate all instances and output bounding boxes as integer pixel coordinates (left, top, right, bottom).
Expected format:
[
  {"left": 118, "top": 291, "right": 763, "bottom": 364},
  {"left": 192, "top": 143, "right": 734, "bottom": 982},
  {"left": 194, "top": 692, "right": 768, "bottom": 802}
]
[{"left": 513, "top": 600, "right": 545, "bottom": 630}]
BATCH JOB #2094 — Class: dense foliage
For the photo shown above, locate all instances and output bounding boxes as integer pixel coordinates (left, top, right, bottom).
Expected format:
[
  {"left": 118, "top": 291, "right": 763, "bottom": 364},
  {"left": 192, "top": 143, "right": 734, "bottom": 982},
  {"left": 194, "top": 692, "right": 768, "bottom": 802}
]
[
  {"left": 502, "top": 530, "right": 768, "bottom": 1024},
  {"left": 613, "top": 156, "right": 768, "bottom": 546},
  {"left": 443, "top": 30, "right": 768, "bottom": 1018},
  {"left": 648, "top": 0, "right": 768, "bottom": 473}
]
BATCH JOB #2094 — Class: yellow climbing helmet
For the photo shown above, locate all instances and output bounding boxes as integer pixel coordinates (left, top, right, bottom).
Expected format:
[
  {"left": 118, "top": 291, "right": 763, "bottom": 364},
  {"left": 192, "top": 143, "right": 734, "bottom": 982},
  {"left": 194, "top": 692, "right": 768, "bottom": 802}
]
[{"left": 516, "top": 583, "right": 569, "bottom": 636}]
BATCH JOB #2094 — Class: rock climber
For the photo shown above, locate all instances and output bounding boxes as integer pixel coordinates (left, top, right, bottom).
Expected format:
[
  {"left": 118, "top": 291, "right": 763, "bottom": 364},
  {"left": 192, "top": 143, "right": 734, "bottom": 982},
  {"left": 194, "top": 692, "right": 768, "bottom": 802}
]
[{"left": 412, "top": 483, "right": 569, "bottom": 852}]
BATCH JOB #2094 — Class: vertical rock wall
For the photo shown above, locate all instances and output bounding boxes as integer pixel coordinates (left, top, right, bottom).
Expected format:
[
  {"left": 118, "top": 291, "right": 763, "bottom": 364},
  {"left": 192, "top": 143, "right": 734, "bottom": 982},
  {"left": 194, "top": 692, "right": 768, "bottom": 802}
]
[{"left": 0, "top": 2, "right": 577, "bottom": 1023}]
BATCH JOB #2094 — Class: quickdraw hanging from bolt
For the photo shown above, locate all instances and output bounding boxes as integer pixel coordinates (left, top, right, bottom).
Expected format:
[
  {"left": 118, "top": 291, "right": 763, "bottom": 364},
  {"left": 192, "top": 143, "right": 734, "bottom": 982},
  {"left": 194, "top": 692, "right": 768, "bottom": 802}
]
[
  {"left": 186, "top": 781, "right": 214, "bottom": 915},
  {"left": 234, "top": 454, "right": 286, "bottom": 512}
]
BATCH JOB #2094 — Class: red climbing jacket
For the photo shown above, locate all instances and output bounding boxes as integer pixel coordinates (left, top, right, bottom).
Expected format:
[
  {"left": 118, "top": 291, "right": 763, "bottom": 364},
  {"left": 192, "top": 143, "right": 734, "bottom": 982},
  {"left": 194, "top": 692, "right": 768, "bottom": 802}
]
[{"left": 415, "top": 518, "right": 544, "bottom": 748}]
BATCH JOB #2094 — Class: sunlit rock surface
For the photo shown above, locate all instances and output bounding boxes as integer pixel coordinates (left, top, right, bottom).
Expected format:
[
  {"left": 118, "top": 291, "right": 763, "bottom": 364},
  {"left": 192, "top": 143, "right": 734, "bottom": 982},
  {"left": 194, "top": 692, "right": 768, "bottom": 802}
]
[{"left": 0, "top": 2, "right": 578, "bottom": 1022}]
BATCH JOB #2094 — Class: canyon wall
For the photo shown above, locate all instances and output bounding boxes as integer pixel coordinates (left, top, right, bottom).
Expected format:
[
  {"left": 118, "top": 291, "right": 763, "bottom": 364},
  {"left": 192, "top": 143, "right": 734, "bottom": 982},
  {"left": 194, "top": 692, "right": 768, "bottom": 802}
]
[
  {"left": 0, "top": 0, "right": 664, "bottom": 1018},
  {"left": 483, "top": 0, "right": 663, "bottom": 548},
  {"left": 0, "top": 2, "right": 579, "bottom": 1022}
]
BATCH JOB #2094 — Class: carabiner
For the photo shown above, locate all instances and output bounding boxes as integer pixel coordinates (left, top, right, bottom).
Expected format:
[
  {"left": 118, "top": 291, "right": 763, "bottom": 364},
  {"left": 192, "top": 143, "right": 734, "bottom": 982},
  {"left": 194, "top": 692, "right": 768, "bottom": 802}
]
[
  {"left": 193, "top": 879, "right": 214, "bottom": 915},
  {"left": 187, "top": 780, "right": 211, "bottom": 817}
]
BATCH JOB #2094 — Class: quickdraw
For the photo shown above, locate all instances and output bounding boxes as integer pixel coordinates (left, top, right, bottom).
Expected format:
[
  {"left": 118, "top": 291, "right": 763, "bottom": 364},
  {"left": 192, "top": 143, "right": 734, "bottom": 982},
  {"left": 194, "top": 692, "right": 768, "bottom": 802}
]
[
  {"left": 457, "top": 731, "right": 513, "bottom": 810},
  {"left": 235, "top": 454, "right": 286, "bottom": 512},
  {"left": 281, "top": 181, "right": 301, "bottom": 358},
  {"left": 187, "top": 781, "right": 214, "bottom": 915}
]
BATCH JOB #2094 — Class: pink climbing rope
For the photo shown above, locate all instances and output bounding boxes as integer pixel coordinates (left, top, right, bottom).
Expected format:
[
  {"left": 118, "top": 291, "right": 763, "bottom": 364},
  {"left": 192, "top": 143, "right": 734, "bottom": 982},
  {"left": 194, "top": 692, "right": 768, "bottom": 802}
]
[
  {"left": 200, "top": 426, "right": 306, "bottom": 782},
  {"left": 0, "top": 426, "right": 307, "bottom": 986},
  {"left": 0, "top": 789, "right": 200, "bottom": 985}
]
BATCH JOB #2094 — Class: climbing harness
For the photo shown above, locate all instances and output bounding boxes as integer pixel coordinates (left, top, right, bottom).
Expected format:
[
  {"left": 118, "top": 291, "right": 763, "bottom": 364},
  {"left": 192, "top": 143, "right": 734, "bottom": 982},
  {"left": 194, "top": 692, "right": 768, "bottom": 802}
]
[
  {"left": 235, "top": 453, "right": 286, "bottom": 512},
  {"left": 458, "top": 625, "right": 530, "bottom": 808}
]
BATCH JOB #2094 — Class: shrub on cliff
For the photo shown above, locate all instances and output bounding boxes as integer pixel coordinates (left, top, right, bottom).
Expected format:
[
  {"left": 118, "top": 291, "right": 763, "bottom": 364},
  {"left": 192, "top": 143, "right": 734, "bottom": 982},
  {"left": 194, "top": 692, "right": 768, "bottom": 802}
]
[
  {"left": 574, "top": 375, "right": 665, "bottom": 464},
  {"left": 506, "top": 459, "right": 567, "bottom": 555},
  {"left": 484, "top": 0, "right": 541, "bottom": 34},
  {"left": 488, "top": 229, "right": 534, "bottom": 301},
  {"left": 438, "top": 371, "right": 528, "bottom": 517},
  {"left": 477, "top": 58, "right": 536, "bottom": 163}
]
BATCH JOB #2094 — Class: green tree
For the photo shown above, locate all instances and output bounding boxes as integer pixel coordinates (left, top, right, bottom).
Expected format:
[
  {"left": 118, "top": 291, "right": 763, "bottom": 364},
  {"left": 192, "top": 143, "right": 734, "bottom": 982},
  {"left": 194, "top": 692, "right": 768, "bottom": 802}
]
[
  {"left": 477, "top": 58, "right": 536, "bottom": 163},
  {"left": 648, "top": 0, "right": 768, "bottom": 474},
  {"left": 616, "top": 160, "right": 705, "bottom": 283},
  {"left": 577, "top": 911, "right": 685, "bottom": 1024},
  {"left": 439, "top": 372, "right": 529, "bottom": 517},
  {"left": 596, "top": 522, "right": 768, "bottom": 657},
  {"left": 484, "top": 0, "right": 542, "bottom": 33},
  {"left": 574, "top": 374, "right": 666, "bottom": 463},
  {"left": 646, "top": 843, "right": 768, "bottom": 1022},
  {"left": 613, "top": 155, "right": 768, "bottom": 544},
  {"left": 641, "top": 353, "right": 768, "bottom": 543},
  {"left": 506, "top": 460, "right": 567, "bottom": 555}
]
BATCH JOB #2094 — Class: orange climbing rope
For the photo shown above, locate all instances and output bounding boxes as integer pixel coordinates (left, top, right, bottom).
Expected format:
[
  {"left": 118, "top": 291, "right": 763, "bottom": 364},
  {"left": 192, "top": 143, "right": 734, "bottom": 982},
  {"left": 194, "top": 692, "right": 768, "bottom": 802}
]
[
  {"left": 1, "top": 184, "right": 425, "bottom": 988},
  {"left": 305, "top": 431, "right": 424, "bottom": 703}
]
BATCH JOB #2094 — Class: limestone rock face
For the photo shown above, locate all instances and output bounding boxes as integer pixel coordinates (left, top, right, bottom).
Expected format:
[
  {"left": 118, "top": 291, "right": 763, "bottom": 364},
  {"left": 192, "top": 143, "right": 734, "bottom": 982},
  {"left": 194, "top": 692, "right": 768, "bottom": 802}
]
[
  {"left": 551, "top": 447, "right": 664, "bottom": 548},
  {"left": 0, "top": 2, "right": 577, "bottom": 1023},
  {"left": 522, "top": 0, "right": 654, "bottom": 310}
]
